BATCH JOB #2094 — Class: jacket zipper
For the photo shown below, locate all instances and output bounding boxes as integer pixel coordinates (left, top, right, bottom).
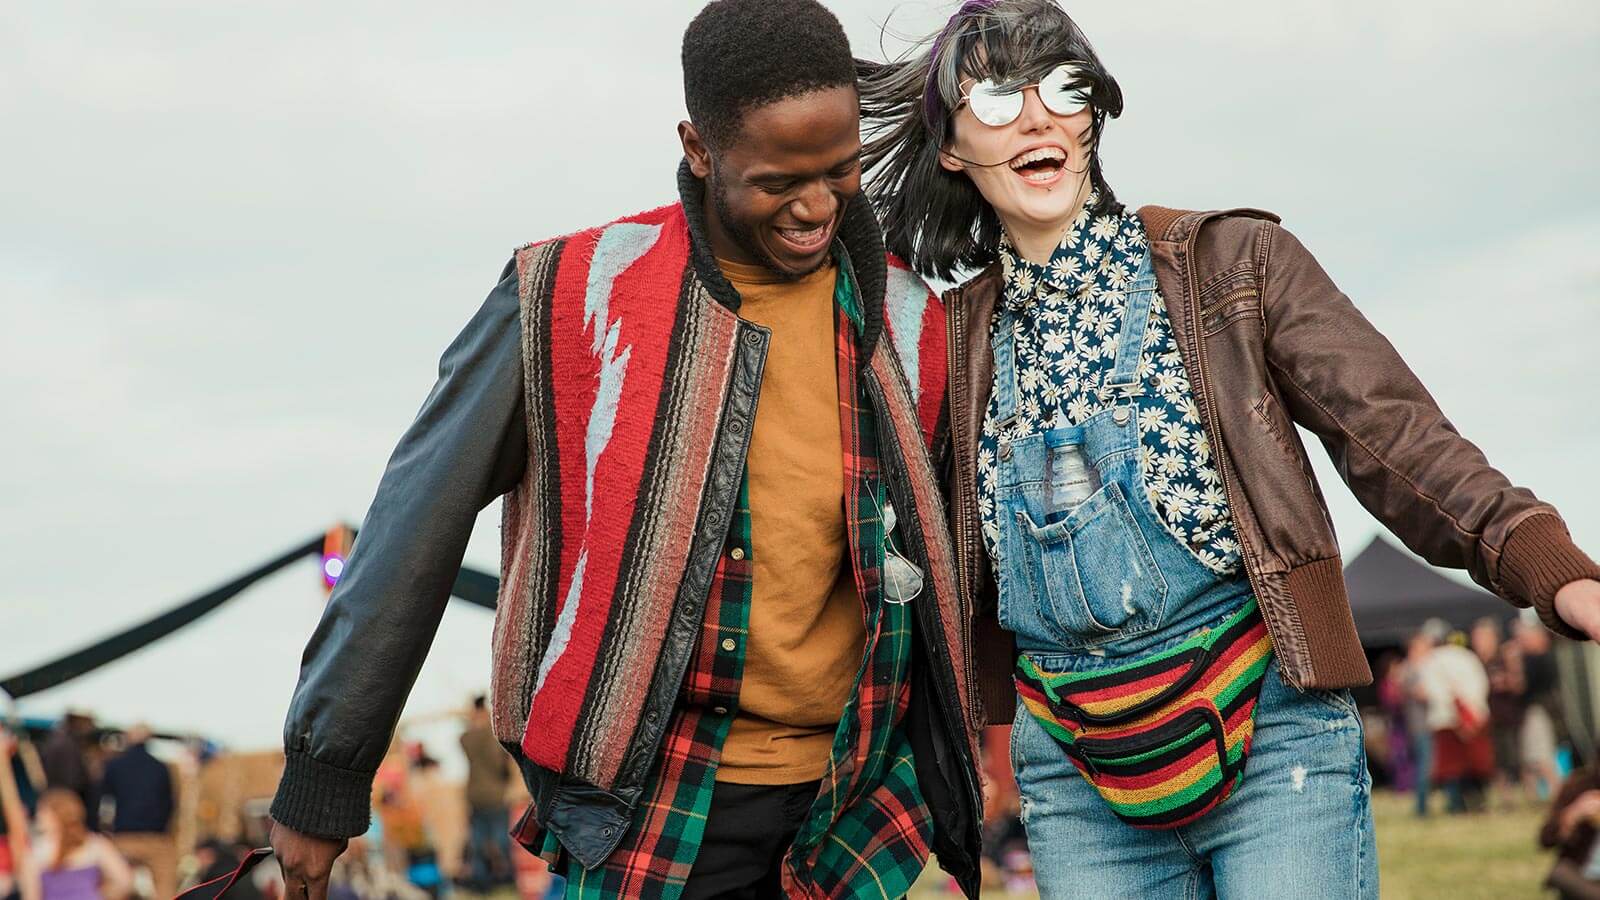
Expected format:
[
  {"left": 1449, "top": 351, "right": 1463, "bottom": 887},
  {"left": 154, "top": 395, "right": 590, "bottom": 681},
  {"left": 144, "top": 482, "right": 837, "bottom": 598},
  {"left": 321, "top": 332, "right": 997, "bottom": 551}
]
[
  {"left": 945, "top": 293, "right": 980, "bottom": 641},
  {"left": 1179, "top": 226, "right": 1298, "bottom": 688},
  {"left": 943, "top": 295, "right": 983, "bottom": 729}
]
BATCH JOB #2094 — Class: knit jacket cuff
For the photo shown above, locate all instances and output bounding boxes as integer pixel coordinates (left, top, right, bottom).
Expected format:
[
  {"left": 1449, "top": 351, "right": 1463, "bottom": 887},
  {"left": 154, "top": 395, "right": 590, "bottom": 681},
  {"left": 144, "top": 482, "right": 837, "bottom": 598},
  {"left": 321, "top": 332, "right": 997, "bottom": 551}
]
[
  {"left": 269, "top": 751, "right": 375, "bottom": 839},
  {"left": 1499, "top": 513, "right": 1600, "bottom": 642}
]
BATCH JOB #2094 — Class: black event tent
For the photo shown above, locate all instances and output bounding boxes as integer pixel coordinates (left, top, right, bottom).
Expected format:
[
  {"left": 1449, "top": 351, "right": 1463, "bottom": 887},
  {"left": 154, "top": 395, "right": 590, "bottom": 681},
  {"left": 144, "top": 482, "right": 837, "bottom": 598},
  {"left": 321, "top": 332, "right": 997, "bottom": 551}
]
[{"left": 1343, "top": 536, "right": 1517, "bottom": 647}]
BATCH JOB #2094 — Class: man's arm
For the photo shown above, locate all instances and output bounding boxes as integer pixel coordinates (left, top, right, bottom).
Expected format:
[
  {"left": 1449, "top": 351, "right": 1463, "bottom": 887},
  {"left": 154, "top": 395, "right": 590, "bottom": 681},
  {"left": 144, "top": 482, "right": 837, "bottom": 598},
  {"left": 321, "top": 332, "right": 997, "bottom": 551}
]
[
  {"left": 1259, "top": 223, "right": 1600, "bottom": 638},
  {"left": 271, "top": 261, "right": 527, "bottom": 839}
]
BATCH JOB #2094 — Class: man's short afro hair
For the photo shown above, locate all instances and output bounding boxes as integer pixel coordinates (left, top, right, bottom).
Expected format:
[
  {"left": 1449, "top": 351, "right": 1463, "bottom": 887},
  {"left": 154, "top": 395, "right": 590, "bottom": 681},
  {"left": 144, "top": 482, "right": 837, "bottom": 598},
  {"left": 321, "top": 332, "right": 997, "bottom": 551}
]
[{"left": 682, "top": 0, "right": 857, "bottom": 149}]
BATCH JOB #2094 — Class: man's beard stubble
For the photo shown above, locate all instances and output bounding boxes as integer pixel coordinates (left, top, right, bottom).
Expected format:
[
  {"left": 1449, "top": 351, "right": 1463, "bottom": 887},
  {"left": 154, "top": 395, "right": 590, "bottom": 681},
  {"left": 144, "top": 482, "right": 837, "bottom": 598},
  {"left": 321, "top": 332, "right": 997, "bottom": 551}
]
[{"left": 709, "top": 168, "right": 832, "bottom": 283}]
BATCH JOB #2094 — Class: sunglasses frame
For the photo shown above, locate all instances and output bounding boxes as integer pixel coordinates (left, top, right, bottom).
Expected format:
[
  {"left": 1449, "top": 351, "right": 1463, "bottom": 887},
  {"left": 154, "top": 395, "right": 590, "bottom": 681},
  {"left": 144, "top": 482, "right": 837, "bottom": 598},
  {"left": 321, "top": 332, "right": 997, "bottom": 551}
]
[
  {"left": 954, "top": 63, "right": 1092, "bottom": 128},
  {"left": 868, "top": 483, "right": 924, "bottom": 606}
]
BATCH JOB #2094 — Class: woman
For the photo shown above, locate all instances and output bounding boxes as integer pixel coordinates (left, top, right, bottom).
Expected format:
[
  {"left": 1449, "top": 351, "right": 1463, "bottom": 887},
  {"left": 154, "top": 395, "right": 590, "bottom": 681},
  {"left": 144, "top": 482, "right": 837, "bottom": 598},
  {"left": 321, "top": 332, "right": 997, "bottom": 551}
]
[
  {"left": 859, "top": 1, "right": 1600, "bottom": 896},
  {"left": 29, "top": 790, "right": 132, "bottom": 900}
]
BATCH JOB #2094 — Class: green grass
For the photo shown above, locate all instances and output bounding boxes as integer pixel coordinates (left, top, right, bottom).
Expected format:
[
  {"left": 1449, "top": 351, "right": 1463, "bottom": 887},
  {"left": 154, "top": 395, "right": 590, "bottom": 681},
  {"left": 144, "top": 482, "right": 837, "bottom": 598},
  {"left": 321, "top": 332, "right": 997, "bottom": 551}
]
[
  {"left": 1374, "top": 790, "right": 1548, "bottom": 900},
  {"left": 911, "top": 789, "right": 1552, "bottom": 898}
]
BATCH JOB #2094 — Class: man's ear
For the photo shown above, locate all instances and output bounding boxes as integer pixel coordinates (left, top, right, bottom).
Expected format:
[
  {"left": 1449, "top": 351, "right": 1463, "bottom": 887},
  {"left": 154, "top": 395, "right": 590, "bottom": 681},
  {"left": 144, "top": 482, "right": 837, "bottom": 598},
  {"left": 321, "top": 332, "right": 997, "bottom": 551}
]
[{"left": 680, "top": 121, "right": 713, "bottom": 178}]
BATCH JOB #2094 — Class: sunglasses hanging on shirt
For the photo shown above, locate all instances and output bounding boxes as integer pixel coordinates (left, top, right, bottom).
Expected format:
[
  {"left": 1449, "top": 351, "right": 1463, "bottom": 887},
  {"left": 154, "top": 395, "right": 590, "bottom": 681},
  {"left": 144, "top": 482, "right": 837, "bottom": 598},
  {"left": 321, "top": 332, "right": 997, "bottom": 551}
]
[
  {"left": 868, "top": 484, "right": 925, "bottom": 606},
  {"left": 956, "top": 63, "right": 1091, "bottom": 128}
]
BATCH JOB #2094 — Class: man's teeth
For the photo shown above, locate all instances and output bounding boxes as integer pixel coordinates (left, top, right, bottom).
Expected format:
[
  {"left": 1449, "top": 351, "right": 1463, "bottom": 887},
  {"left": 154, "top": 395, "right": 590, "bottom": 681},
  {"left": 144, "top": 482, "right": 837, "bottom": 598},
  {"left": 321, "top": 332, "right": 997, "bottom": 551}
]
[{"left": 780, "top": 225, "right": 827, "bottom": 245}]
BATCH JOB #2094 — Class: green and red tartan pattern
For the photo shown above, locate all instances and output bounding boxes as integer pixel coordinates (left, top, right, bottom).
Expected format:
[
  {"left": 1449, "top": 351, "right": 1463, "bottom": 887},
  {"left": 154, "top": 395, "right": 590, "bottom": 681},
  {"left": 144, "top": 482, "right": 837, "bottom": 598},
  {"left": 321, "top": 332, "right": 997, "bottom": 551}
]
[{"left": 539, "top": 257, "right": 932, "bottom": 898}]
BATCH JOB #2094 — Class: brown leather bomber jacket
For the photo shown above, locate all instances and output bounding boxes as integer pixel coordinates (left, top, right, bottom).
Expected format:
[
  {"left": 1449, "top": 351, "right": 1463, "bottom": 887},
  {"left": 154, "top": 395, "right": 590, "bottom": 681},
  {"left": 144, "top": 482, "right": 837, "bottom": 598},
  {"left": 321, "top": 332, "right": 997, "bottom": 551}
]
[{"left": 949, "top": 206, "right": 1600, "bottom": 725}]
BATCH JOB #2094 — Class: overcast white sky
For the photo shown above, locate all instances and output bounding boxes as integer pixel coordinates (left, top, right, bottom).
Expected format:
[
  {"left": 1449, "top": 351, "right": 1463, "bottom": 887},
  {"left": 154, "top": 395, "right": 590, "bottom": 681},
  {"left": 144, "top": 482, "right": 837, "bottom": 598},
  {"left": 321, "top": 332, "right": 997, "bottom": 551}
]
[{"left": 3, "top": 1, "right": 1597, "bottom": 759}]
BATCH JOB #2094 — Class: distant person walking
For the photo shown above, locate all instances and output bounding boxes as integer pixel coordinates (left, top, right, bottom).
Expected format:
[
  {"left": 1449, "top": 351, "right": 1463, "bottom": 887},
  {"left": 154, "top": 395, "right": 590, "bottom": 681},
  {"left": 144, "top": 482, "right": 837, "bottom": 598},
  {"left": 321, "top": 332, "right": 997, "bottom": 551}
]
[
  {"left": 1519, "top": 617, "right": 1567, "bottom": 797},
  {"left": 39, "top": 715, "right": 96, "bottom": 819},
  {"left": 100, "top": 727, "right": 175, "bottom": 900},
  {"left": 458, "top": 697, "right": 512, "bottom": 892},
  {"left": 30, "top": 790, "right": 131, "bottom": 900},
  {"left": 1417, "top": 624, "right": 1495, "bottom": 813},
  {"left": 1402, "top": 625, "right": 1445, "bottom": 815},
  {"left": 1375, "top": 652, "right": 1416, "bottom": 792},
  {"left": 1474, "top": 619, "right": 1530, "bottom": 805}
]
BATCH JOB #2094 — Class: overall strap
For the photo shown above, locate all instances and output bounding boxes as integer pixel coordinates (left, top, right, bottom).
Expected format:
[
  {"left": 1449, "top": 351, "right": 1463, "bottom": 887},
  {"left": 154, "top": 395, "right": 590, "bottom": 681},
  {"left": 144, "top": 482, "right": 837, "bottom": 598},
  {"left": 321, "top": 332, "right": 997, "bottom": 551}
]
[
  {"left": 1100, "top": 248, "right": 1156, "bottom": 402},
  {"left": 990, "top": 307, "right": 1019, "bottom": 429}
]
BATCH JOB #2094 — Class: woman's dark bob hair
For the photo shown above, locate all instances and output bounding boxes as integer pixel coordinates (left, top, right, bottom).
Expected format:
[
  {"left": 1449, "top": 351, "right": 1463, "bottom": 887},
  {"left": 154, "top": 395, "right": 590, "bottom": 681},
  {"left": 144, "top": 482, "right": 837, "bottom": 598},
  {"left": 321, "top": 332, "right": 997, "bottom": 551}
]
[{"left": 859, "top": 0, "right": 1123, "bottom": 280}]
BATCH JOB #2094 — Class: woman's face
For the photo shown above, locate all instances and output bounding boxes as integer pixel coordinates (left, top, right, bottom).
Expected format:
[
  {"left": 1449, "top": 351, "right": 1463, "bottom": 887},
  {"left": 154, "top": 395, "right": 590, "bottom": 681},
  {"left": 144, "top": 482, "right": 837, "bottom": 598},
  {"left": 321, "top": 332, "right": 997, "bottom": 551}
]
[
  {"left": 37, "top": 807, "right": 60, "bottom": 836},
  {"left": 940, "top": 74, "right": 1095, "bottom": 236}
]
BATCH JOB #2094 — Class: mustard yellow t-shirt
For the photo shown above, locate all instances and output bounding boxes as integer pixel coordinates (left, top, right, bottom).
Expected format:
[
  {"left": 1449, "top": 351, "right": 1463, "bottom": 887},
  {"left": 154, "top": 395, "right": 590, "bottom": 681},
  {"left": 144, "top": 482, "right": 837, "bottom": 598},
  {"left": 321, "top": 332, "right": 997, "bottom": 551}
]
[{"left": 714, "top": 256, "right": 866, "bottom": 785}]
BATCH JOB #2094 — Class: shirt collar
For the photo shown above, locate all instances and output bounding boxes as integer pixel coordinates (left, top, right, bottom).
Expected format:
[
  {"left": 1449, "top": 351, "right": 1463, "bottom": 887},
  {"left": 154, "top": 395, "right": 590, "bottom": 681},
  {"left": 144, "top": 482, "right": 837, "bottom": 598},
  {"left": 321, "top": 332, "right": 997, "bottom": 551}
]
[{"left": 998, "top": 191, "right": 1116, "bottom": 312}]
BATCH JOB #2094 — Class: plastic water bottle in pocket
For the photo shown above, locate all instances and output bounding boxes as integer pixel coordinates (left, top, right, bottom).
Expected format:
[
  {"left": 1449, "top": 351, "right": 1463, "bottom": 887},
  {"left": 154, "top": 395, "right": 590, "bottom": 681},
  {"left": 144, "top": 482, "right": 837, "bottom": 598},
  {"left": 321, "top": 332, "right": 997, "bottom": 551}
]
[{"left": 1044, "top": 429, "right": 1100, "bottom": 523}]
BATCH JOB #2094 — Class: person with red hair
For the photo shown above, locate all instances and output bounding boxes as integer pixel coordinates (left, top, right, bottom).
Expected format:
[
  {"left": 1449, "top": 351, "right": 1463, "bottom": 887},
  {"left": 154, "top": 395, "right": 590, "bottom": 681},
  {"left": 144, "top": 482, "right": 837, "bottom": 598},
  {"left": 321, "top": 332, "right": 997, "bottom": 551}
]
[{"left": 29, "top": 789, "right": 132, "bottom": 900}]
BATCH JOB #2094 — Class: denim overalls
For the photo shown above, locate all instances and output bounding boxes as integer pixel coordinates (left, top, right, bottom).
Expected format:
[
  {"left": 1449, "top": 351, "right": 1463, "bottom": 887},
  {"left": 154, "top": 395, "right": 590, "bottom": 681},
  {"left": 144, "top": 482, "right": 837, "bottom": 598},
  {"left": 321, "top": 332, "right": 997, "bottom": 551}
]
[{"left": 990, "top": 248, "right": 1377, "bottom": 898}]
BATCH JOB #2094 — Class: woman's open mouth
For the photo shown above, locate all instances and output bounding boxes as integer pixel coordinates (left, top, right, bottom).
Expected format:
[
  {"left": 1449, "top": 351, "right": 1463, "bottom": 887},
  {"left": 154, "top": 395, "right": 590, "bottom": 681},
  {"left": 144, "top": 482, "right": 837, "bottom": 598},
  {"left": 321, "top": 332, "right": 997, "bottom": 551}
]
[{"left": 1008, "top": 145, "right": 1068, "bottom": 186}]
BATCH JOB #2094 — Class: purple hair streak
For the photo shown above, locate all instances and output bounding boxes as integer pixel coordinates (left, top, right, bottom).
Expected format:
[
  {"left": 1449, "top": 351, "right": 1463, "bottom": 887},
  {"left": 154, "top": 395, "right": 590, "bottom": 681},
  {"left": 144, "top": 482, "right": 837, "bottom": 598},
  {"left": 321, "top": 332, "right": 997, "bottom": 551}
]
[{"left": 921, "top": 0, "right": 998, "bottom": 127}]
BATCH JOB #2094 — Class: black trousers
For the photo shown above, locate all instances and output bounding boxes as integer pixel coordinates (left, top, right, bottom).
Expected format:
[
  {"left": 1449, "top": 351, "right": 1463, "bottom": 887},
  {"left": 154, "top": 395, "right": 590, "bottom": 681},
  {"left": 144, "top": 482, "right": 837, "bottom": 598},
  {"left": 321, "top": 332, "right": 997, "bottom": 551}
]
[{"left": 680, "top": 779, "right": 822, "bottom": 900}]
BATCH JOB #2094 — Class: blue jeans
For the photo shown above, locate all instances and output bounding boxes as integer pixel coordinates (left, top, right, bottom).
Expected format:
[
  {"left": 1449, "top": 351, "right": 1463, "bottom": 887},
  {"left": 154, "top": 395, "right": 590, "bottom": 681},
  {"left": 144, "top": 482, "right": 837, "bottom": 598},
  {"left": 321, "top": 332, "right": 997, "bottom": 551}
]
[
  {"left": 1411, "top": 726, "right": 1435, "bottom": 816},
  {"left": 467, "top": 807, "right": 513, "bottom": 886},
  {"left": 1012, "top": 662, "right": 1377, "bottom": 899}
]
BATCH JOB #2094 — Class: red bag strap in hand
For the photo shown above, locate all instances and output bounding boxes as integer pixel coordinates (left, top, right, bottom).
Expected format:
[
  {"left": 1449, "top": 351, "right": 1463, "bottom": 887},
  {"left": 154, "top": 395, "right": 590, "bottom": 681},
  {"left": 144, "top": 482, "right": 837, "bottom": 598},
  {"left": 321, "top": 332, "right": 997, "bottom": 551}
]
[{"left": 174, "top": 847, "right": 273, "bottom": 900}]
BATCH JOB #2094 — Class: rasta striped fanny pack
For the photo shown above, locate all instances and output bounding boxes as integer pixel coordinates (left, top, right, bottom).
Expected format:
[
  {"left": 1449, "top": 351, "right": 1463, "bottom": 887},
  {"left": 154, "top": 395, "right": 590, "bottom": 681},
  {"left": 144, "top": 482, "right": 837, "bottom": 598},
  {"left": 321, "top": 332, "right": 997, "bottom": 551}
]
[{"left": 1014, "top": 599, "right": 1272, "bottom": 830}]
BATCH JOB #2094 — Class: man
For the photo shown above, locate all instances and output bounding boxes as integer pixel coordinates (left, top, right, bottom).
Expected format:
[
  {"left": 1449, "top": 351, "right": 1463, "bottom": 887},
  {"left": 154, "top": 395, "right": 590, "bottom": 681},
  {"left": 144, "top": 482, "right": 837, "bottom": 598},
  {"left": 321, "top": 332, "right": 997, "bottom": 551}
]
[
  {"left": 1473, "top": 618, "right": 1529, "bottom": 805},
  {"left": 267, "top": 2, "right": 985, "bottom": 898},
  {"left": 101, "top": 725, "right": 178, "bottom": 899},
  {"left": 1517, "top": 617, "right": 1566, "bottom": 798},
  {"left": 38, "top": 711, "right": 96, "bottom": 819},
  {"left": 459, "top": 696, "right": 513, "bottom": 891}
]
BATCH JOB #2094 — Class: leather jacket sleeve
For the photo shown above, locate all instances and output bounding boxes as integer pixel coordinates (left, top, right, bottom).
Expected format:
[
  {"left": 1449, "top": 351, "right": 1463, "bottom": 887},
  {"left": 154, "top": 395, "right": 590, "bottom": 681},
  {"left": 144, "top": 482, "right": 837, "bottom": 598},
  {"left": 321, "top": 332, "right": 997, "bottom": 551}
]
[
  {"left": 269, "top": 260, "right": 528, "bottom": 838},
  {"left": 1260, "top": 224, "right": 1599, "bottom": 637}
]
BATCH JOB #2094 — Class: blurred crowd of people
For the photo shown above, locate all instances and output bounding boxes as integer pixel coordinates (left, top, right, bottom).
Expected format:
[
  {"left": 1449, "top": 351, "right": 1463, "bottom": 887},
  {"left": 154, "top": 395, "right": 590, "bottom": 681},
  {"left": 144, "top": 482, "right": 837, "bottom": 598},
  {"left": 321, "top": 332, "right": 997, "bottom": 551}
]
[
  {"left": 323, "top": 696, "right": 560, "bottom": 900},
  {"left": 1373, "top": 615, "right": 1563, "bottom": 817},
  {"left": 18, "top": 664, "right": 1600, "bottom": 899},
  {"left": 1, "top": 697, "right": 564, "bottom": 900},
  {"left": 1, "top": 713, "right": 201, "bottom": 900}
]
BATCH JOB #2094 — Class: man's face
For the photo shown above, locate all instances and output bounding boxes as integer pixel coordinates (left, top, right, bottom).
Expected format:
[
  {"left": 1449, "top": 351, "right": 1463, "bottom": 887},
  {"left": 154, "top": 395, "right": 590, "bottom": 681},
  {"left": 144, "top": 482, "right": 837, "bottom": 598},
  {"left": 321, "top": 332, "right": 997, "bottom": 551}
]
[{"left": 683, "top": 85, "right": 861, "bottom": 279}]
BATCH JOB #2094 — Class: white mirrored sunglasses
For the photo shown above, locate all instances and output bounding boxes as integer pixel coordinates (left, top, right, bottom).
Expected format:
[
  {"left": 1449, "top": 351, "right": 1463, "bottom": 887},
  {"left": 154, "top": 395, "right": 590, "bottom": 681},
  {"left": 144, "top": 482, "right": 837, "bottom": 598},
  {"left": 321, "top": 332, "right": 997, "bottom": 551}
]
[{"left": 956, "top": 63, "right": 1091, "bottom": 128}]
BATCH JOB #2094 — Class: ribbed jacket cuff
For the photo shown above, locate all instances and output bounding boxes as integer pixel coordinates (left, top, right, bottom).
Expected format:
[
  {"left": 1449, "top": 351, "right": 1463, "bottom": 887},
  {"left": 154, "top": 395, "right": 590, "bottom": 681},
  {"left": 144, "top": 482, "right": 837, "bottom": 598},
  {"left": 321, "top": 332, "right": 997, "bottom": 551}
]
[
  {"left": 269, "top": 751, "right": 375, "bottom": 839},
  {"left": 1500, "top": 514, "right": 1600, "bottom": 641}
]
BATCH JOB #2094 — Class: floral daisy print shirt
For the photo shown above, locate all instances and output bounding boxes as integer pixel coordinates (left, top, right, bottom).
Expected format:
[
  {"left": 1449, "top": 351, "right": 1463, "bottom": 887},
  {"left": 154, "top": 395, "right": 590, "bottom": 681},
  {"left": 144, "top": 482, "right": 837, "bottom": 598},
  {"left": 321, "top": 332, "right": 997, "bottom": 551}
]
[{"left": 976, "top": 196, "right": 1244, "bottom": 577}]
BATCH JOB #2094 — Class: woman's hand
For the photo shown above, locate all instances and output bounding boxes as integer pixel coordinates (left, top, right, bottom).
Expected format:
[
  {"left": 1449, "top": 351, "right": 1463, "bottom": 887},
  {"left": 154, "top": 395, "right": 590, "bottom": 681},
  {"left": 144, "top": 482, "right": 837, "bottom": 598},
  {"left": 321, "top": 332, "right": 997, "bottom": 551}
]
[{"left": 1554, "top": 579, "right": 1600, "bottom": 642}]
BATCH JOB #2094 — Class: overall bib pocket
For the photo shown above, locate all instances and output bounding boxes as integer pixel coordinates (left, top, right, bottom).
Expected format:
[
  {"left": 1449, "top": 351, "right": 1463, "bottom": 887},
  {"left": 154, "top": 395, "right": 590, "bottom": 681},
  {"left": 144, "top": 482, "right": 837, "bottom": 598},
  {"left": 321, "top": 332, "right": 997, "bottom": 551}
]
[{"left": 1008, "top": 480, "right": 1168, "bottom": 646}]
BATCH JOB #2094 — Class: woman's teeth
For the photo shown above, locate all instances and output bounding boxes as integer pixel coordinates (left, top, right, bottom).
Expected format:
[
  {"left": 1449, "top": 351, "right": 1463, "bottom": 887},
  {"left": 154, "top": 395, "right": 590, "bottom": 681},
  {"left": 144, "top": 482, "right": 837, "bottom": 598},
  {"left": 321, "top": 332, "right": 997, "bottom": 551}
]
[{"left": 1009, "top": 146, "right": 1067, "bottom": 183}]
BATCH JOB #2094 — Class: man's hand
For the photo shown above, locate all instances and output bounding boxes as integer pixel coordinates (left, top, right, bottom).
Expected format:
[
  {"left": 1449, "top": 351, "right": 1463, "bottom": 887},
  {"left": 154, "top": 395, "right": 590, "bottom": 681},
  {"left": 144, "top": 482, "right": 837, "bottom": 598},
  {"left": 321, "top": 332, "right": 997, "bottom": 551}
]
[
  {"left": 269, "top": 820, "right": 348, "bottom": 900},
  {"left": 1554, "top": 579, "right": 1600, "bottom": 642}
]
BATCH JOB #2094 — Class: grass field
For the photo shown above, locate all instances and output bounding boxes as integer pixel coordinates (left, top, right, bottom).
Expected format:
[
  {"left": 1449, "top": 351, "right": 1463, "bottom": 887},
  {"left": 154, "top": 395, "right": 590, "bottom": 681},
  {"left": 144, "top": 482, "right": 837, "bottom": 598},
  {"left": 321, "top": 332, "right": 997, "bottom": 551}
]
[{"left": 910, "top": 790, "right": 1554, "bottom": 898}]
